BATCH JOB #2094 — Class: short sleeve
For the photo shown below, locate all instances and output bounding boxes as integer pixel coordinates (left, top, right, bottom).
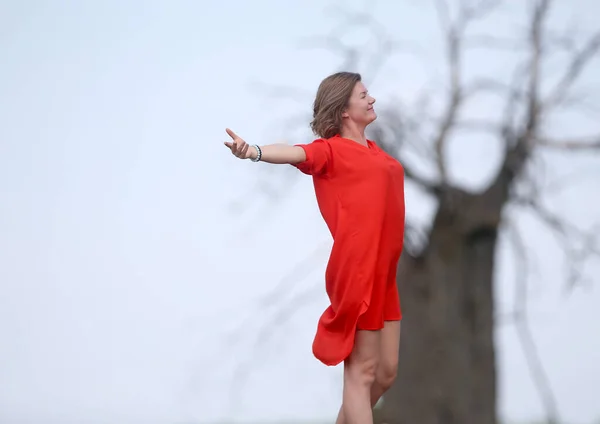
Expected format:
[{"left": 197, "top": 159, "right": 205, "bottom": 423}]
[{"left": 293, "top": 138, "right": 332, "bottom": 176}]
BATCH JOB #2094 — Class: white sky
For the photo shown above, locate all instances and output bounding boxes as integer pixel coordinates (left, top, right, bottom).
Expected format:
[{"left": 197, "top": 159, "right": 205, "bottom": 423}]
[{"left": 1, "top": 1, "right": 599, "bottom": 423}]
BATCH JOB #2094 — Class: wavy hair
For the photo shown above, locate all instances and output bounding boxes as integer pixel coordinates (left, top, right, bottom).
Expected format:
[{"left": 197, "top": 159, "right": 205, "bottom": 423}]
[{"left": 310, "top": 72, "right": 361, "bottom": 139}]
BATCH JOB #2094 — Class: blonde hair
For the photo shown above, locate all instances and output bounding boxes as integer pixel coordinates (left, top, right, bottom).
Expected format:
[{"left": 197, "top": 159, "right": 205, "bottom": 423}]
[{"left": 310, "top": 72, "right": 361, "bottom": 139}]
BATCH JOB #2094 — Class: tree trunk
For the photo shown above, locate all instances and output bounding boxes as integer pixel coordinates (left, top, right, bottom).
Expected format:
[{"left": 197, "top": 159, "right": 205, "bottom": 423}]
[{"left": 376, "top": 189, "right": 501, "bottom": 424}]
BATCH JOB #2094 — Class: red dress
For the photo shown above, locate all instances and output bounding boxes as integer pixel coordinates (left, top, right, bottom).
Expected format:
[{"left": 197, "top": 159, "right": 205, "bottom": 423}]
[{"left": 293, "top": 135, "right": 406, "bottom": 366}]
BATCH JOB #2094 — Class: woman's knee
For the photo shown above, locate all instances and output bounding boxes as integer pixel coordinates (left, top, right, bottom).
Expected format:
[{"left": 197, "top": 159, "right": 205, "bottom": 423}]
[
  {"left": 345, "top": 329, "right": 381, "bottom": 387},
  {"left": 376, "top": 320, "right": 400, "bottom": 391},
  {"left": 376, "top": 357, "right": 398, "bottom": 391},
  {"left": 346, "top": 356, "right": 378, "bottom": 387}
]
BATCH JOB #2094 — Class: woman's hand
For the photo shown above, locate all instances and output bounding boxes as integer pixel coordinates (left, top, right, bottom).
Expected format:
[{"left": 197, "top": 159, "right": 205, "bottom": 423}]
[
  {"left": 224, "top": 128, "right": 256, "bottom": 160},
  {"left": 223, "top": 128, "right": 308, "bottom": 165}
]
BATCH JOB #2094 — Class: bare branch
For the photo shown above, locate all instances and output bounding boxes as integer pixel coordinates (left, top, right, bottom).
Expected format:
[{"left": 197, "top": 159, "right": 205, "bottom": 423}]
[
  {"left": 524, "top": 0, "right": 549, "bottom": 134},
  {"left": 433, "top": 0, "right": 452, "bottom": 31},
  {"left": 513, "top": 196, "right": 600, "bottom": 291},
  {"left": 496, "top": 0, "right": 552, "bottom": 181},
  {"left": 403, "top": 221, "right": 430, "bottom": 256},
  {"left": 497, "top": 61, "right": 530, "bottom": 151},
  {"left": 432, "top": 0, "right": 463, "bottom": 183},
  {"left": 247, "top": 80, "right": 313, "bottom": 104},
  {"left": 297, "top": 35, "right": 360, "bottom": 70},
  {"left": 431, "top": 0, "right": 503, "bottom": 183},
  {"left": 544, "top": 31, "right": 600, "bottom": 108},
  {"left": 258, "top": 242, "right": 330, "bottom": 308},
  {"left": 403, "top": 166, "right": 439, "bottom": 194},
  {"left": 375, "top": 97, "right": 439, "bottom": 163},
  {"left": 464, "top": 34, "right": 524, "bottom": 51},
  {"left": 536, "top": 136, "right": 600, "bottom": 151},
  {"left": 465, "top": 78, "right": 513, "bottom": 98},
  {"left": 219, "top": 244, "right": 330, "bottom": 413},
  {"left": 453, "top": 118, "right": 502, "bottom": 134},
  {"left": 369, "top": 119, "right": 438, "bottom": 194},
  {"left": 544, "top": 30, "right": 578, "bottom": 54},
  {"left": 300, "top": 4, "right": 424, "bottom": 81},
  {"left": 459, "top": 0, "right": 502, "bottom": 23},
  {"left": 505, "top": 220, "right": 561, "bottom": 424},
  {"left": 227, "top": 282, "right": 323, "bottom": 415},
  {"left": 328, "top": 6, "right": 412, "bottom": 54},
  {"left": 543, "top": 168, "right": 600, "bottom": 195}
]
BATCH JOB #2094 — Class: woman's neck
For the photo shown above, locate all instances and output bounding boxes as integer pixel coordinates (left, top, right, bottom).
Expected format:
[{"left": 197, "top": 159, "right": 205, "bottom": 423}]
[{"left": 340, "top": 125, "right": 367, "bottom": 146}]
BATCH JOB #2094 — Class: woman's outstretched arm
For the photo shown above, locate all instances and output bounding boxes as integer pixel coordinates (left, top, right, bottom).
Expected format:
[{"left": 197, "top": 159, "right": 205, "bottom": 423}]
[{"left": 223, "top": 128, "right": 305, "bottom": 165}]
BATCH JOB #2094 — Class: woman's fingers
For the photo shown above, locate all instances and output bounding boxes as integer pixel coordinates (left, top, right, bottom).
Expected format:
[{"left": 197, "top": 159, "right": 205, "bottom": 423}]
[
  {"left": 223, "top": 129, "right": 250, "bottom": 159},
  {"left": 225, "top": 128, "right": 239, "bottom": 140}
]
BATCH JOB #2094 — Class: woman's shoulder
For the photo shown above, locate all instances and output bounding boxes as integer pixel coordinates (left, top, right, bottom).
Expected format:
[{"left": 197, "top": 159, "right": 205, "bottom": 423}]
[
  {"left": 319, "top": 134, "right": 346, "bottom": 148},
  {"left": 302, "top": 134, "right": 380, "bottom": 153}
]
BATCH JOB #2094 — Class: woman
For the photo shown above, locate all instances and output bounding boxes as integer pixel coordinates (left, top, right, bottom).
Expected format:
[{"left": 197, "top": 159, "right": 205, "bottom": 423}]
[{"left": 224, "top": 71, "right": 405, "bottom": 424}]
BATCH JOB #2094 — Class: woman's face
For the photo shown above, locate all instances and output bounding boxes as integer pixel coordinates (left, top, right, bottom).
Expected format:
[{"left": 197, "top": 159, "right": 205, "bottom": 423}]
[{"left": 342, "top": 81, "right": 377, "bottom": 127}]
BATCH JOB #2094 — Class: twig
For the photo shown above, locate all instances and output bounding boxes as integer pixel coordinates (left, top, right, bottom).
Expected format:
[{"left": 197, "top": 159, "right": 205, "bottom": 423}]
[
  {"left": 544, "top": 31, "right": 600, "bottom": 109},
  {"left": 505, "top": 219, "right": 561, "bottom": 424},
  {"left": 536, "top": 136, "right": 600, "bottom": 151},
  {"left": 430, "top": 0, "right": 503, "bottom": 183},
  {"left": 513, "top": 196, "right": 600, "bottom": 291},
  {"left": 227, "top": 282, "right": 324, "bottom": 417}
]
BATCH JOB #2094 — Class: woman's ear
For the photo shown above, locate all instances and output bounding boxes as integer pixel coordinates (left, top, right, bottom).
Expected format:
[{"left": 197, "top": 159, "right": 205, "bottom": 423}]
[{"left": 341, "top": 109, "right": 349, "bottom": 118}]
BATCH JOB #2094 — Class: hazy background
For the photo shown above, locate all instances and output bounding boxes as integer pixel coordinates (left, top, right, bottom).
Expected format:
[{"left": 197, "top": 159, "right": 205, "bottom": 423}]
[{"left": 1, "top": 0, "right": 599, "bottom": 423}]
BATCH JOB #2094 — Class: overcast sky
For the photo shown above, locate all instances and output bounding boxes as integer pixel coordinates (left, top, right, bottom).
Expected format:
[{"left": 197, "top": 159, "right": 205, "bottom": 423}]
[{"left": 1, "top": 0, "right": 599, "bottom": 423}]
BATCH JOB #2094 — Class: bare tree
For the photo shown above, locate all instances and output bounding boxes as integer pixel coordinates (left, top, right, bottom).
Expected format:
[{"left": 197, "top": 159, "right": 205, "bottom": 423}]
[{"left": 222, "top": 1, "right": 600, "bottom": 423}]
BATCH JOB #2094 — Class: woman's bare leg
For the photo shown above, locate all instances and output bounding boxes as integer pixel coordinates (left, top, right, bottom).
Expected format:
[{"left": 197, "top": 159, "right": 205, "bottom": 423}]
[
  {"left": 335, "top": 329, "right": 380, "bottom": 424},
  {"left": 370, "top": 320, "right": 401, "bottom": 404},
  {"left": 335, "top": 321, "right": 400, "bottom": 424}
]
